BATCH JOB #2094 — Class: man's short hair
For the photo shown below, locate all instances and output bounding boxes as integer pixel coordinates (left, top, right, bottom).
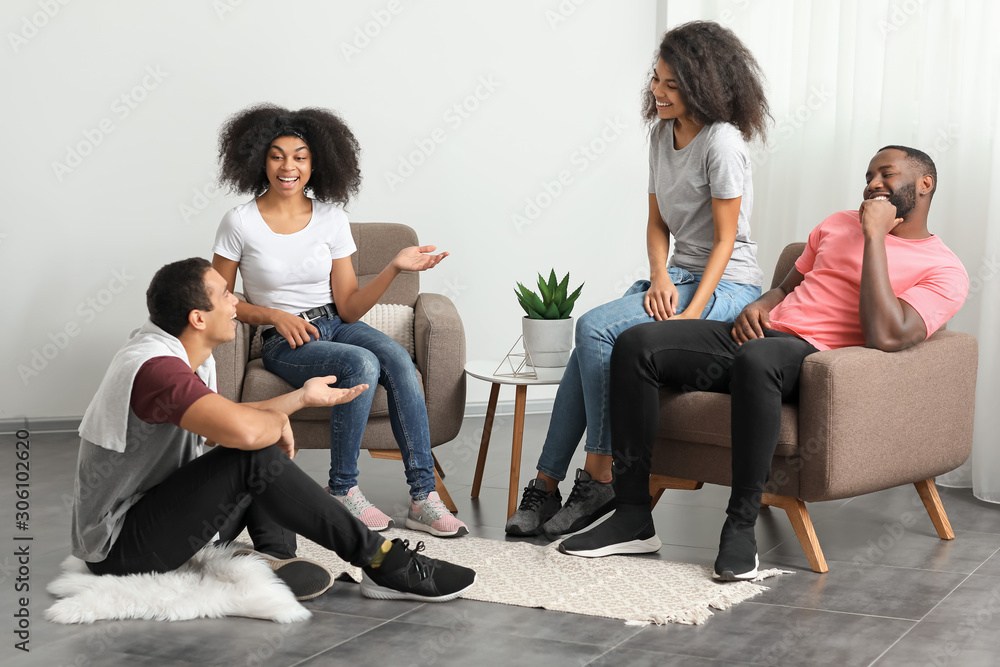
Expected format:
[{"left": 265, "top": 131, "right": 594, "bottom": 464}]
[
  {"left": 146, "top": 258, "right": 214, "bottom": 337},
  {"left": 879, "top": 144, "right": 938, "bottom": 198}
]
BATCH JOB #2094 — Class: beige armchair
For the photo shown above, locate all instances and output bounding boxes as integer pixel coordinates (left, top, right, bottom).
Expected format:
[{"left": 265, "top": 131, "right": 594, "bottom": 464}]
[
  {"left": 648, "top": 243, "right": 979, "bottom": 572},
  {"left": 213, "top": 222, "right": 466, "bottom": 511}
]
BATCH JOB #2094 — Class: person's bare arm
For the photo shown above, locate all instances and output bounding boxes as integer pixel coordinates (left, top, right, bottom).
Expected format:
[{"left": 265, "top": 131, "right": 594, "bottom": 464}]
[
  {"left": 180, "top": 393, "right": 289, "bottom": 451},
  {"left": 645, "top": 193, "right": 677, "bottom": 320},
  {"left": 731, "top": 267, "right": 805, "bottom": 344},
  {"left": 241, "top": 376, "right": 369, "bottom": 416},
  {"left": 331, "top": 246, "right": 448, "bottom": 323},
  {"left": 858, "top": 200, "right": 928, "bottom": 351}
]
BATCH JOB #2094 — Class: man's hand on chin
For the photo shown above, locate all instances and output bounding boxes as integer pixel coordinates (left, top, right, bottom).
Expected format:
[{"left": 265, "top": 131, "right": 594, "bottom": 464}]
[{"left": 859, "top": 199, "right": 904, "bottom": 238}]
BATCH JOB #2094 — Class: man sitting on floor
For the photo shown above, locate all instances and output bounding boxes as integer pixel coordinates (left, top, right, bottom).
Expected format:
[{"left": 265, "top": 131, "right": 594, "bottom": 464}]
[
  {"left": 71, "top": 257, "right": 475, "bottom": 602},
  {"left": 557, "top": 145, "right": 969, "bottom": 581}
]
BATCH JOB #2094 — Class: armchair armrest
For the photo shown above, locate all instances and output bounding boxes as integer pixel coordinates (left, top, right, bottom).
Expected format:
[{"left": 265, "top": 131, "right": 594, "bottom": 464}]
[
  {"left": 414, "top": 292, "right": 466, "bottom": 445},
  {"left": 213, "top": 292, "right": 251, "bottom": 403},
  {"left": 796, "top": 330, "right": 978, "bottom": 501}
]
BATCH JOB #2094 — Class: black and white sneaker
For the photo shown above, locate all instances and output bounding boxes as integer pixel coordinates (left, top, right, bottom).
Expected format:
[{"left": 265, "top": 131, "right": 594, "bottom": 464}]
[
  {"left": 542, "top": 469, "right": 616, "bottom": 539},
  {"left": 505, "top": 478, "right": 562, "bottom": 536},
  {"left": 361, "top": 539, "right": 476, "bottom": 602},
  {"left": 713, "top": 518, "right": 759, "bottom": 581},
  {"left": 557, "top": 505, "right": 660, "bottom": 558},
  {"left": 235, "top": 551, "right": 334, "bottom": 601}
]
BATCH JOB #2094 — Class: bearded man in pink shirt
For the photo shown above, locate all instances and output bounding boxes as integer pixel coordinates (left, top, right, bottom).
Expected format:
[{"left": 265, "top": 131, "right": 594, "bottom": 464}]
[{"left": 557, "top": 146, "right": 970, "bottom": 581}]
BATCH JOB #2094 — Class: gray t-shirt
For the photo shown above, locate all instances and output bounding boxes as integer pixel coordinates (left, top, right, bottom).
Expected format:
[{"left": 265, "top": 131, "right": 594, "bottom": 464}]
[
  {"left": 71, "top": 356, "right": 211, "bottom": 562},
  {"left": 648, "top": 120, "right": 763, "bottom": 287}
]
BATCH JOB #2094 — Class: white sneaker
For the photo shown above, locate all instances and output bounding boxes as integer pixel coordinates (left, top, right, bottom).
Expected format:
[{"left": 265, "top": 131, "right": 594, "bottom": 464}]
[{"left": 332, "top": 486, "right": 394, "bottom": 531}]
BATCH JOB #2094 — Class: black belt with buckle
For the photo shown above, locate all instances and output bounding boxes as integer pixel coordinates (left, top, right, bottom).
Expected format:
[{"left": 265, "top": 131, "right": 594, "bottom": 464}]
[{"left": 262, "top": 303, "right": 337, "bottom": 341}]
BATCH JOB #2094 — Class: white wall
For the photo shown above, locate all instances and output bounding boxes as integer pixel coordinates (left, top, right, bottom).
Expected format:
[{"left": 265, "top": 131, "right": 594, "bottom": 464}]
[{"left": 1, "top": 0, "right": 657, "bottom": 419}]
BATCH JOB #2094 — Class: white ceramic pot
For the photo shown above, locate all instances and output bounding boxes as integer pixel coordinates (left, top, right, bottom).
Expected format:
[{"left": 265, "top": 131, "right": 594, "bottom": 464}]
[{"left": 521, "top": 316, "right": 575, "bottom": 367}]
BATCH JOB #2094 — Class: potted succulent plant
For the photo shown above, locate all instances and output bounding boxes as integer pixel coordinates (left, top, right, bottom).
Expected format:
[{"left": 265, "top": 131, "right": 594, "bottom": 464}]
[{"left": 515, "top": 270, "right": 584, "bottom": 367}]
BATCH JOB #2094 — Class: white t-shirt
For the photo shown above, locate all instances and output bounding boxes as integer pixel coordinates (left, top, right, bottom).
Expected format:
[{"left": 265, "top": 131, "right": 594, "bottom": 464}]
[{"left": 212, "top": 199, "right": 357, "bottom": 314}]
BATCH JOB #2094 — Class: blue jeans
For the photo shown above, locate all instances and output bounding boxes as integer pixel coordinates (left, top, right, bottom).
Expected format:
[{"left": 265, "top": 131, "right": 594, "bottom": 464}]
[
  {"left": 535, "top": 267, "right": 762, "bottom": 481},
  {"left": 261, "top": 316, "right": 435, "bottom": 499}
]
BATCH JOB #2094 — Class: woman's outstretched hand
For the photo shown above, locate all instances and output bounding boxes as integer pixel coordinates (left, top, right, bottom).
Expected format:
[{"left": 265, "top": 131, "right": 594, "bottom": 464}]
[{"left": 392, "top": 245, "right": 449, "bottom": 272}]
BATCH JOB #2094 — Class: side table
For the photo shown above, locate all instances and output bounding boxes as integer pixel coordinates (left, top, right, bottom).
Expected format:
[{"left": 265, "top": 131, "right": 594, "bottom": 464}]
[{"left": 464, "top": 360, "right": 565, "bottom": 518}]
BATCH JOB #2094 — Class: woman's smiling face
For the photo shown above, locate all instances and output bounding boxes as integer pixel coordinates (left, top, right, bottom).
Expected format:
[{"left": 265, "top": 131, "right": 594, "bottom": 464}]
[
  {"left": 650, "top": 58, "right": 689, "bottom": 121},
  {"left": 265, "top": 135, "right": 312, "bottom": 196}
]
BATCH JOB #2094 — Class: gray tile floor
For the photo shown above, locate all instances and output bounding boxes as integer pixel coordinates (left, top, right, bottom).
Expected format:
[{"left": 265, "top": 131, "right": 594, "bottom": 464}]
[{"left": 2, "top": 414, "right": 999, "bottom": 667}]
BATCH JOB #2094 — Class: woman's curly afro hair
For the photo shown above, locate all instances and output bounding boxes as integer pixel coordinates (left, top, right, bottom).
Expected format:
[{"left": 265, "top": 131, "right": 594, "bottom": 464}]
[
  {"left": 217, "top": 104, "right": 362, "bottom": 204},
  {"left": 641, "top": 21, "right": 771, "bottom": 143}
]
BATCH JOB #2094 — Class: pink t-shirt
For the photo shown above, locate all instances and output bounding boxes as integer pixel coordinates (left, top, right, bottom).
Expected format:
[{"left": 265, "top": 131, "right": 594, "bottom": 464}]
[{"left": 769, "top": 210, "right": 968, "bottom": 351}]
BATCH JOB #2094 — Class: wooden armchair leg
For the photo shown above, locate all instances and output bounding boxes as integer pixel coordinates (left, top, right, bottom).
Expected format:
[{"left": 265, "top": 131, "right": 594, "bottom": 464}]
[
  {"left": 914, "top": 478, "right": 955, "bottom": 540},
  {"left": 761, "top": 493, "right": 828, "bottom": 573},
  {"left": 368, "top": 449, "right": 458, "bottom": 514},
  {"left": 648, "top": 475, "right": 703, "bottom": 509}
]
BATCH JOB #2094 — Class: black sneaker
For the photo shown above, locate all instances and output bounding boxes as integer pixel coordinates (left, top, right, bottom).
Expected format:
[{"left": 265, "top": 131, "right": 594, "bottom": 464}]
[
  {"left": 541, "top": 469, "right": 616, "bottom": 538},
  {"left": 505, "top": 479, "right": 562, "bottom": 536},
  {"left": 235, "top": 551, "right": 334, "bottom": 601},
  {"left": 361, "top": 539, "right": 476, "bottom": 602},
  {"left": 713, "top": 518, "right": 759, "bottom": 581},
  {"left": 557, "top": 505, "right": 660, "bottom": 558}
]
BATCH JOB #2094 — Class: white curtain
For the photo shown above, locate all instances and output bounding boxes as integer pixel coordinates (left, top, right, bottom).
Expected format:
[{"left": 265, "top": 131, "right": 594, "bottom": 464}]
[{"left": 658, "top": 0, "right": 1000, "bottom": 502}]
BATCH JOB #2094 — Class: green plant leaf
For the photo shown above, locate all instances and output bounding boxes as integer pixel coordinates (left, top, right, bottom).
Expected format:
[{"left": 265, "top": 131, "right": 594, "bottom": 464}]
[
  {"left": 514, "top": 289, "right": 530, "bottom": 316},
  {"left": 536, "top": 273, "right": 552, "bottom": 305},
  {"left": 555, "top": 272, "right": 569, "bottom": 302},
  {"left": 560, "top": 282, "right": 584, "bottom": 317},
  {"left": 517, "top": 282, "right": 546, "bottom": 316},
  {"left": 547, "top": 270, "right": 558, "bottom": 300},
  {"left": 543, "top": 302, "right": 561, "bottom": 319}
]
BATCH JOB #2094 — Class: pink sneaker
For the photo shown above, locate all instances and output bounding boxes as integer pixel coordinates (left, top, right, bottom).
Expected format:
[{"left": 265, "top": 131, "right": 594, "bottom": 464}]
[
  {"left": 406, "top": 491, "right": 468, "bottom": 537},
  {"left": 333, "top": 486, "right": 394, "bottom": 531}
]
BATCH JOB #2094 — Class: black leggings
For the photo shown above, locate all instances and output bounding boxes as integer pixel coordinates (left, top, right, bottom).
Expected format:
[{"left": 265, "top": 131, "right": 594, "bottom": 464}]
[
  {"left": 610, "top": 319, "right": 818, "bottom": 507},
  {"left": 88, "top": 445, "right": 383, "bottom": 575}
]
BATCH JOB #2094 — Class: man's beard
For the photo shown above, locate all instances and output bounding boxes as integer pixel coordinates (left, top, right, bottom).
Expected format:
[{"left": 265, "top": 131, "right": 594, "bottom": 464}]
[{"left": 888, "top": 181, "right": 917, "bottom": 219}]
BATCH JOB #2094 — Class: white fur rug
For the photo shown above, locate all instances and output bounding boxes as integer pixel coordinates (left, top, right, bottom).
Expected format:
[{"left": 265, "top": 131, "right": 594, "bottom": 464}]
[{"left": 46, "top": 542, "right": 312, "bottom": 624}]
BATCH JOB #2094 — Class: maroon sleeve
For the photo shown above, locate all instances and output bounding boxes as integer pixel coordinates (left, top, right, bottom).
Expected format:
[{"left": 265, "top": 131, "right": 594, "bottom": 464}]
[{"left": 130, "top": 356, "right": 214, "bottom": 426}]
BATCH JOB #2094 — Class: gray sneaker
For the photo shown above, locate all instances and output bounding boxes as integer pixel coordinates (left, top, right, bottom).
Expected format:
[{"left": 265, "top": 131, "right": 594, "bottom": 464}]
[
  {"left": 541, "top": 469, "right": 616, "bottom": 538},
  {"left": 505, "top": 478, "right": 562, "bottom": 536}
]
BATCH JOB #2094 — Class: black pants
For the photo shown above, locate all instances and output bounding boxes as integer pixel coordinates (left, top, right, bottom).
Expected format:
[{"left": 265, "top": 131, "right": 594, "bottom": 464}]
[
  {"left": 610, "top": 320, "right": 818, "bottom": 509},
  {"left": 88, "top": 445, "right": 384, "bottom": 575}
]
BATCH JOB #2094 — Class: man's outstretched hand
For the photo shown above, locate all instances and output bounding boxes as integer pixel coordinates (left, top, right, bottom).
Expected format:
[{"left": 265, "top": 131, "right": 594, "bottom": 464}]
[
  {"left": 301, "top": 376, "right": 369, "bottom": 408},
  {"left": 731, "top": 301, "right": 772, "bottom": 344}
]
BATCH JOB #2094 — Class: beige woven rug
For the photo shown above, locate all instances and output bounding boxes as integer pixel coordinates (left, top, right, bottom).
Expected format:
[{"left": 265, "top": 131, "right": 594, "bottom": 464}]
[{"left": 297, "top": 528, "right": 791, "bottom": 626}]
